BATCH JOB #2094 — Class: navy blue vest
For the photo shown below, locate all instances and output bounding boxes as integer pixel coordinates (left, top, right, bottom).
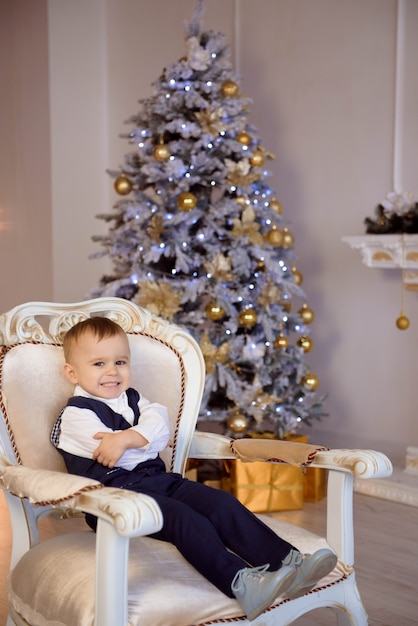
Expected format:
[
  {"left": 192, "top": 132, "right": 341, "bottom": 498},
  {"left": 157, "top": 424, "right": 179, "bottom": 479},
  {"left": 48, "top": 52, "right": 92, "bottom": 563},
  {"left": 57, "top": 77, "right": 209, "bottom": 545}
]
[{"left": 57, "top": 388, "right": 143, "bottom": 483}]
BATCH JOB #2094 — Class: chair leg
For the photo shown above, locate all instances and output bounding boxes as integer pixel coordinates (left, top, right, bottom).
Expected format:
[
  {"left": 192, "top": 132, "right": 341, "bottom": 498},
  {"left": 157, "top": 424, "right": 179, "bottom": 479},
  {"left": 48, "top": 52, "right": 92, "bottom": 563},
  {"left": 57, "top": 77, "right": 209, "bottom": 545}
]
[
  {"left": 335, "top": 608, "right": 368, "bottom": 626},
  {"left": 334, "top": 574, "right": 368, "bottom": 626}
]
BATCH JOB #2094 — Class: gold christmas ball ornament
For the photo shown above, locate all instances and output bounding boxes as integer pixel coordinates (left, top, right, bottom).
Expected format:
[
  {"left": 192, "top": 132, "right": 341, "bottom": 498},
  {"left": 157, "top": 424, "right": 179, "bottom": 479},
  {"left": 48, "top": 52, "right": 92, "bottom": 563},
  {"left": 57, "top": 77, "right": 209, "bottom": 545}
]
[
  {"left": 302, "top": 372, "right": 319, "bottom": 391},
  {"left": 282, "top": 228, "right": 295, "bottom": 249},
  {"left": 269, "top": 199, "right": 283, "bottom": 214},
  {"left": 292, "top": 267, "right": 303, "bottom": 285},
  {"left": 256, "top": 259, "right": 266, "bottom": 272},
  {"left": 205, "top": 301, "right": 226, "bottom": 321},
  {"left": 177, "top": 191, "right": 197, "bottom": 211},
  {"left": 249, "top": 150, "right": 266, "bottom": 168},
  {"left": 297, "top": 336, "right": 313, "bottom": 352},
  {"left": 227, "top": 411, "right": 248, "bottom": 433},
  {"left": 274, "top": 334, "right": 289, "bottom": 349},
  {"left": 265, "top": 226, "right": 284, "bottom": 247},
  {"left": 281, "top": 300, "right": 292, "bottom": 313},
  {"left": 396, "top": 314, "right": 410, "bottom": 330},
  {"left": 299, "top": 303, "right": 315, "bottom": 324},
  {"left": 221, "top": 79, "right": 239, "bottom": 97},
  {"left": 238, "top": 307, "right": 258, "bottom": 328},
  {"left": 236, "top": 131, "right": 252, "bottom": 146},
  {"left": 235, "top": 195, "right": 248, "bottom": 208},
  {"left": 114, "top": 175, "right": 133, "bottom": 196},
  {"left": 152, "top": 141, "right": 171, "bottom": 162}
]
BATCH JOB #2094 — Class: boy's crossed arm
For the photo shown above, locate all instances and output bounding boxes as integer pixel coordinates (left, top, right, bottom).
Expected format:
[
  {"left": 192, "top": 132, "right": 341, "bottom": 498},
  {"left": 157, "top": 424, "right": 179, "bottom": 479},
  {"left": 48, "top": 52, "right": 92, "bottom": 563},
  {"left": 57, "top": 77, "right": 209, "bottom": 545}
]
[{"left": 92, "top": 430, "right": 148, "bottom": 468}]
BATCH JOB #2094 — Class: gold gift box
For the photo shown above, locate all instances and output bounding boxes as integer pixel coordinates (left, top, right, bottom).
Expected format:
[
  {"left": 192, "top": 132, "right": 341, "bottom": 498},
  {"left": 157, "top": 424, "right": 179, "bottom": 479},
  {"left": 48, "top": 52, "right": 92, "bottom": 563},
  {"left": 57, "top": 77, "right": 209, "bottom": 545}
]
[
  {"left": 304, "top": 466, "right": 327, "bottom": 502},
  {"left": 246, "top": 432, "right": 327, "bottom": 503},
  {"left": 189, "top": 432, "right": 327, "bottom": 508},
  {"left": 222, "top": 460, "right": 304, "bottom": 513}
]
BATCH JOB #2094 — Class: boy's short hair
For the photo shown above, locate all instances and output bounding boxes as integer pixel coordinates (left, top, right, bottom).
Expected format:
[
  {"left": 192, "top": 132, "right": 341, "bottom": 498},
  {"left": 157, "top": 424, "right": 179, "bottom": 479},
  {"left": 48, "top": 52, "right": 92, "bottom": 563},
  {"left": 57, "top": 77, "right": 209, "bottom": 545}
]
[{"left": 63, "top": 317, "right": 127, "bottom": 362}]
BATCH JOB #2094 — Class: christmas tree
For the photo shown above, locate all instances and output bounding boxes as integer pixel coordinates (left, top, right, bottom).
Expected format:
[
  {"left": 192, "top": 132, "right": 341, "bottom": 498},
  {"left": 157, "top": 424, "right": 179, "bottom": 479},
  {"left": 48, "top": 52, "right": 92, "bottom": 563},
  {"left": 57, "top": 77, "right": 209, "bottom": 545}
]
[{"left": 90, "top": 1, "right": 326, "bottom": 438}]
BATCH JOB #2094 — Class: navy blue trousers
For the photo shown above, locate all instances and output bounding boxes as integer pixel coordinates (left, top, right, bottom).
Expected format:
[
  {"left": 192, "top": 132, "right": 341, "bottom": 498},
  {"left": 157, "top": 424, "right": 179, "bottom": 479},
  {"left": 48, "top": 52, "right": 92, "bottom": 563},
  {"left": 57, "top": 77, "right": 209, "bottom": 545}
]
[{"left": 84, "top": 456, "right": 296, "bottom": 597}]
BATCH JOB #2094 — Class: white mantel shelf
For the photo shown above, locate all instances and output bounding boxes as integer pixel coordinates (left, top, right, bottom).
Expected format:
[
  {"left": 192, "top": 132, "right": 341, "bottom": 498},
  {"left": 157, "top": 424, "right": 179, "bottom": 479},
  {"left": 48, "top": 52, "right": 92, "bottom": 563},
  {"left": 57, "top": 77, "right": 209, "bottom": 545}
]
[
  {"left": 343, "top": 234, "right": 418, "bottom": 285},
  {"left": 344, "top": 236, "right": 418, "bottom": 494}
]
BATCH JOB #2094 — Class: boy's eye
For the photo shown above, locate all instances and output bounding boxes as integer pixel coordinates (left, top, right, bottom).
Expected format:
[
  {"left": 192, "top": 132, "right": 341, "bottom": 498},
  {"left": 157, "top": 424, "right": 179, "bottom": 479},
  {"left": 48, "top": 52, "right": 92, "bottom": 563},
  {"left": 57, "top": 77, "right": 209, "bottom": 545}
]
[
  {"left": 93, "top": 361, "right": 105, "bottom": 367},
  {"left": 116, "top": 360, "right": 127, "bottom": 366}
]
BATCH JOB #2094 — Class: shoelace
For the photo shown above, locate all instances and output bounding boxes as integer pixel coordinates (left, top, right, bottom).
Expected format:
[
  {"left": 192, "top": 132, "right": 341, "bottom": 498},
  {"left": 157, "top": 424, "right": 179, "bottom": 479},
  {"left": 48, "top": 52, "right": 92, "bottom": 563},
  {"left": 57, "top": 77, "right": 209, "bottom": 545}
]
[
  {"left": 282, "top": 549, "right": 304, "bottom": 568},
  {"left": 231, "top": 563, "right": 270, "bottom": 593}
]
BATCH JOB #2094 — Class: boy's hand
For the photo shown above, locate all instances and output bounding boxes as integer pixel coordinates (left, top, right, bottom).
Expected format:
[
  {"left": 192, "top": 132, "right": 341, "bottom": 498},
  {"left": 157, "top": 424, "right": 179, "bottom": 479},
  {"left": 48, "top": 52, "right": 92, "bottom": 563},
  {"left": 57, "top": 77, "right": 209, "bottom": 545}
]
[{"left": 92, "top": 430, "right": 148, "bottom": 468}]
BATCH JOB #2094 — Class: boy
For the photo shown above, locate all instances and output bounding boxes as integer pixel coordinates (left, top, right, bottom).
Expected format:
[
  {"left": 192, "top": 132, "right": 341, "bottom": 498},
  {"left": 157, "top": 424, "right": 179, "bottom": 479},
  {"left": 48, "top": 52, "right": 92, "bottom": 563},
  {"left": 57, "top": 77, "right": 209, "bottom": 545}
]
[{"left": 51, "top": 317, "right": 337, "bottom": 621}]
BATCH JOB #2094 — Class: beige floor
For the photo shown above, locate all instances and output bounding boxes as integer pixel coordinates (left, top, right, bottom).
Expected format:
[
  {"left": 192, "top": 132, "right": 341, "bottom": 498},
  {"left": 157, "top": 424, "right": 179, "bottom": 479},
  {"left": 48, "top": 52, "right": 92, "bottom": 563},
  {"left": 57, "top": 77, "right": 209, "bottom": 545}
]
[
  {"left": 1, "top": 490, "right": 417, "bottom": 625},
  {"left": 270, "top": 495, "right": 418, "bottom": 625}
]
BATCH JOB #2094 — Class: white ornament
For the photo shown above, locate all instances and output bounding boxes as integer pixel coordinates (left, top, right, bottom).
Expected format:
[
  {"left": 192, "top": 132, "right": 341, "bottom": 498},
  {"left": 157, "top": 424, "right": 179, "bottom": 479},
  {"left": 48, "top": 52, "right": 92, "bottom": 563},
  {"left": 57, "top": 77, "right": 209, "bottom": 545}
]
[
  {"left": 242, "top": 339, "right": 266, "bottom": 360},
  {"left": 225, "top": 158, "right": 251, "bottom": 175},
  {"left": 381, "top": 191, "right": 415, "bottom": 215},
  {"left": 186, "top": 36, "right": 211, "bottom": 71}
]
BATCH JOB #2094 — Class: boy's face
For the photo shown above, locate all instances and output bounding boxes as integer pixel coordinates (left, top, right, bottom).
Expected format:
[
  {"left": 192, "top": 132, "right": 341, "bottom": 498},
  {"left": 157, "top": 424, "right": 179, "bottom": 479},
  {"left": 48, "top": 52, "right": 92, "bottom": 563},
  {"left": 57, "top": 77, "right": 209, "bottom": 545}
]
[{"left": 64, "top": 331, "right": 131, "bottom": 399}]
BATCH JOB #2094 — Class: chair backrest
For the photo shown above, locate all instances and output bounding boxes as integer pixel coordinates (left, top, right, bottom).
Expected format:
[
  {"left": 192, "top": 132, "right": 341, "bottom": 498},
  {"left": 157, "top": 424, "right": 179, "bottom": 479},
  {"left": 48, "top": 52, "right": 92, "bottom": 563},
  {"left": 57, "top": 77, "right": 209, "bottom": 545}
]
[{"left": 0, "top": 298, "right": 205, "bottom": 475}]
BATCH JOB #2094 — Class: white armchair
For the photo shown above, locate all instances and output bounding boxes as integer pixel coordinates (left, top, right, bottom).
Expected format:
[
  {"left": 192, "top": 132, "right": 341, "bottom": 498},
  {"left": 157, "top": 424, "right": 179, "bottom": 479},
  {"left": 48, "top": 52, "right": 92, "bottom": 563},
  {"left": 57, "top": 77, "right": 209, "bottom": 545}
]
[{"left": 0, "top": 298, "right": 392, "bottom": 625}]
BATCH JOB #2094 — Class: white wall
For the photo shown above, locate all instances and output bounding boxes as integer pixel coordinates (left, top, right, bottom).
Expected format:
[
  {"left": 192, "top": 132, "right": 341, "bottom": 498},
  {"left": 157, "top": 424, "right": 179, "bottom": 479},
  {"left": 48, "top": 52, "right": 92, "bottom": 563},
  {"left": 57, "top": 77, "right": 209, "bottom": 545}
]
[
  {"left": 47, "top": 0, "right": 235, "bottom": 302},
  {"left": 3, "top": 0, "right": 418, "bottom": 464},
  {"left": 238, "top": 0, "right": 418, "bottom": 461},
  {"left": 48, "top": 0, "right": 110, "bottom": 301},
  {"left": 0, "top": 0, "right": 52, "bottom": 311}
]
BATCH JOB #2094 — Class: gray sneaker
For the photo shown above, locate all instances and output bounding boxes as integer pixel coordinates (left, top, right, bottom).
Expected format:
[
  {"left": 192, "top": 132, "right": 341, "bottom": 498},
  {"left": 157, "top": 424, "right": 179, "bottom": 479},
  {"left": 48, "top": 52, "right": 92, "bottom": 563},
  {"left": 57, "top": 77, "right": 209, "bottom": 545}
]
[
  {"left": 283, "top": 548, "right": 337, "bottom": 599},
  {"left": 232, "top": 563, "right": 297, "bottom": 621}
]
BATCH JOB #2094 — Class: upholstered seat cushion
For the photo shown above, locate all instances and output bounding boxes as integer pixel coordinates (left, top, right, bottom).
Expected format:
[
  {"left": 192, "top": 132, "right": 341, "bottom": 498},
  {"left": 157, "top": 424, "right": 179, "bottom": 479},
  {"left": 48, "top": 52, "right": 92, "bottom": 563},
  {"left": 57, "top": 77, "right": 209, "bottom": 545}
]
[{"left": 8, "top": 516, "right": 349, "bottom": 626}]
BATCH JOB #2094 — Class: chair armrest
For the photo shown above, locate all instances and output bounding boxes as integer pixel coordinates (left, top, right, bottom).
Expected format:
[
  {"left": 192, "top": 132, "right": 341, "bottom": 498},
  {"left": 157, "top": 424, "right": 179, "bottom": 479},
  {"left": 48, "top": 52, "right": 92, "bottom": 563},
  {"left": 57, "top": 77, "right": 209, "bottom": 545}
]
[
  {"left": 0, "top": 458, "right": 164, "bottom": 626},
  {"left": 189, "top": 433, "right": 393, "bottom": 479},
  {"left": 0, "top": 460, "right": 163, "bottom": 538},
  {"left": 311, "top": 448, "right": 393, "bottom": 479},
  {"left": 1, "top": 461, "right": 103, "bottom": 505},
  {"left": 189, "top": 431, "right": 236, "bottom": 459}
]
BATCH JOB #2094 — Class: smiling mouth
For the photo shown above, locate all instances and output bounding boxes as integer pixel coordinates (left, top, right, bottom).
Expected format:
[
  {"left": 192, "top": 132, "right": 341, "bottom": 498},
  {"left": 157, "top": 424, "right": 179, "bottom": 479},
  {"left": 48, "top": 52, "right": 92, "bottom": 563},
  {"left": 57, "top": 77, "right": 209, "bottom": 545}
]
[{"left": 101, "top": 382, "right": 120, "bottom": 387}]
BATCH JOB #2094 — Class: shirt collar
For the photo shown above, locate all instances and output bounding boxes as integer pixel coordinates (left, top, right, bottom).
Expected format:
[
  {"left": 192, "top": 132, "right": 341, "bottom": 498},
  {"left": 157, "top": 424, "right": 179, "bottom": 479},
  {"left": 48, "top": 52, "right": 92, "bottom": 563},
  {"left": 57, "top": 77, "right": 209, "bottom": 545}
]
[{"left": 74, "top": 385, "right": 130, "bottom": 414}]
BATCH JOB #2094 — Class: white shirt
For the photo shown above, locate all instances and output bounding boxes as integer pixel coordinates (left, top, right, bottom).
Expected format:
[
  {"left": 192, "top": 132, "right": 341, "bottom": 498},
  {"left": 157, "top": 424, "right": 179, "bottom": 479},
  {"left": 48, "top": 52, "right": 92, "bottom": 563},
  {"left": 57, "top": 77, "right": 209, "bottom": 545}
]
[{"left": 58, "top": 385, "right": 171, "bottom": 470}]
